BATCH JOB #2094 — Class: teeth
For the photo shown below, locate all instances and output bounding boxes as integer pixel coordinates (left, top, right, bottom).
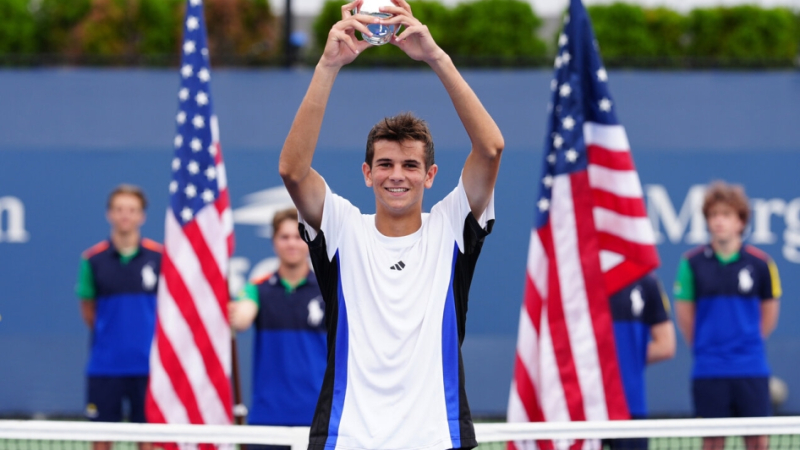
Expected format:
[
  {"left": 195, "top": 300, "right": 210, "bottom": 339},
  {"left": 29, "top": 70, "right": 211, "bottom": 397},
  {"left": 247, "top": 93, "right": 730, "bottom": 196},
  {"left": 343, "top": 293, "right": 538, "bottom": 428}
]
[{"left": 387, "top": 188, "right": 407, "bottom": 192}]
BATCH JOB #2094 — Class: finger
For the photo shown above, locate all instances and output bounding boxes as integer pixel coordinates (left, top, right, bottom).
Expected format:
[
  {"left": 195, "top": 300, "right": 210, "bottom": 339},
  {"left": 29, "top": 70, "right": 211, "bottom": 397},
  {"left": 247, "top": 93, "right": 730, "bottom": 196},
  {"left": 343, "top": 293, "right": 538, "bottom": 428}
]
[
  {"left": 395, "top": 24, "right": 427, "bottom": 41},
  {"left": 337, "top": 16, "right": 375, "bottom": 37},
  {"left": 389, "top": 0, "right": 412, "bottom": 14},
  {"left": 337, "top": 32, "right": 361, "bottom": 54},
  {"left": 378, "top": 12, "right": 417, "bottom": 28},
  {"left": 341, "top": 0, "right": 361, "bottom": 20}
]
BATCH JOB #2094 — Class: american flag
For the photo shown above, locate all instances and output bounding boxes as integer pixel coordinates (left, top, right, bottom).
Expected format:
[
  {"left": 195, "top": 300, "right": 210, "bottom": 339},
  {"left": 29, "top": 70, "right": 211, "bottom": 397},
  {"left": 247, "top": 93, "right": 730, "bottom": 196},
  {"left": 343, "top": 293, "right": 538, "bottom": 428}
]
[
  {"left": 146, "top": 0, "right": 235, "bottom": 433},
  {"left": 507, "top": 0, "right": 659, "bottom": 448}
]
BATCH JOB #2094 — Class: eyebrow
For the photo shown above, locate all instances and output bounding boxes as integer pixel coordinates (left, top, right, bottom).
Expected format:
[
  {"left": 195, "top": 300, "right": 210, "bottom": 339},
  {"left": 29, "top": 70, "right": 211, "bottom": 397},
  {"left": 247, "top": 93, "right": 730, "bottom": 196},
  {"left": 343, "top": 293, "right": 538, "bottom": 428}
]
[{"left": 375, "top": 158, "right": 421, "bottom": 165}]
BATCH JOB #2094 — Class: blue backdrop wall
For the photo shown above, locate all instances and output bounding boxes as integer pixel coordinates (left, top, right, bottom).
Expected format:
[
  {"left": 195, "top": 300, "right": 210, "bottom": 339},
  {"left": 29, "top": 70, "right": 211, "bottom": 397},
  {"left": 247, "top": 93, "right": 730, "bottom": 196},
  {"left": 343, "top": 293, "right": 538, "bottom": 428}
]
[{"left": 0, "top": 69, "right": 798, "bottom": 418}]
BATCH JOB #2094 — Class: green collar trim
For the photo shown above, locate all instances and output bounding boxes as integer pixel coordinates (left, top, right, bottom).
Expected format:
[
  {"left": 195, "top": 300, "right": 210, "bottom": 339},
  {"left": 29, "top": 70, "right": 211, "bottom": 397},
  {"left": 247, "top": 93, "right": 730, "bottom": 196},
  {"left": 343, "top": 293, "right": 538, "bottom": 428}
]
[
  {"left": 279, "top": 276, "right": 307, "bottom": 294},
  {"left": 714, "top": 249, "right": 741, "bottom": 265}
]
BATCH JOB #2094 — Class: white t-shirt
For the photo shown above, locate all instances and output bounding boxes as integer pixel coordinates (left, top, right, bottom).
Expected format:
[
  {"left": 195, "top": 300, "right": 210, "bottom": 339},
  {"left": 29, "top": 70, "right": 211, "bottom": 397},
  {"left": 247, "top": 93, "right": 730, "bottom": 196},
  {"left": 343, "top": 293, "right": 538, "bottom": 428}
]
[{"left": 299, "top": 177, "right": 495, "bottom": 450}]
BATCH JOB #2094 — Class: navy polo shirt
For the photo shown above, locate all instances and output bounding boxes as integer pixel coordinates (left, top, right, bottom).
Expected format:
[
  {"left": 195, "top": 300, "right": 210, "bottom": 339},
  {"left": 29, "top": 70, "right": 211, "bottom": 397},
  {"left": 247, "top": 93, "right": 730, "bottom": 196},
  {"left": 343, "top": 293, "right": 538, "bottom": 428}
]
[
  {"left": 675, "top": 245, "right": 781, "bottom": 379},
  {"left": 610, "top": 274, "right": 671, "bottom": 417},
  {"left": 239, "top": 271, "right": 327, "bottom": 426},
  {"left": 77, "top": 239, "right": 162, "bottom": 376}
]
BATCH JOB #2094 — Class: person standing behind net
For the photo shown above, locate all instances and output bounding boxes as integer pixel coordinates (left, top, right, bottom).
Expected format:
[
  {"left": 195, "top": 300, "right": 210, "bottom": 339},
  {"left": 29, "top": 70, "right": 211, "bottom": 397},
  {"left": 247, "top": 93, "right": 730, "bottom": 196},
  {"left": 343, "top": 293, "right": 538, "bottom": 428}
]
[
  {"left": 229, "top": 207, "right": 327, "bottom": 450},
  {"left": 76, "top": 185, "right": 160, "bottom": 450},
  {"left": 674, "top": 181, "right": 781, "bottom": 450},
  {"left": 605, "top": 273, "right": 676, "bottom": 450},
  {"left": 278, "top": 1, "right": 504, "bottom": 448}
]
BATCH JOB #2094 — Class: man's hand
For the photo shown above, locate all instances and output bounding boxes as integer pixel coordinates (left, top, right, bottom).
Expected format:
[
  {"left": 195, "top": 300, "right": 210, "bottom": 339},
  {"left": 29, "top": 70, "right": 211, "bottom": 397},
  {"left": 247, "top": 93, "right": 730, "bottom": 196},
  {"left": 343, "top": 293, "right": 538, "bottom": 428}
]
[
  {"left": 319, "top": 0, "right": 377, "bottom": 69},
  {"left": 383, "top": 0, "right": 446, "bottom": 63}
]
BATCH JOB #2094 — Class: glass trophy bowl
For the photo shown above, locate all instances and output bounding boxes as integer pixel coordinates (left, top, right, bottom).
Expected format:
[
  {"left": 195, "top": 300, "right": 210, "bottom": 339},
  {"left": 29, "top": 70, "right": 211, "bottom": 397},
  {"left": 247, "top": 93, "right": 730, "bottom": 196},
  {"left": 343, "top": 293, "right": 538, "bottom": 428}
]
[{"left": 356, "top": 0, "right": 396, "bottom": 45}]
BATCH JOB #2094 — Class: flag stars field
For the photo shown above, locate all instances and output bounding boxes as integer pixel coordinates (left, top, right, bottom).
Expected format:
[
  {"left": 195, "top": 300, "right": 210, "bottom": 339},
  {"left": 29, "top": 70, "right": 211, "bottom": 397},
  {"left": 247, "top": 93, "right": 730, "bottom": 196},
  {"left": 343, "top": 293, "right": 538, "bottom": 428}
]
[
  {"left": 196, "top": 92, "right": 209, "bottom": 106},
  {"left": 186, "top": 16, "right": 199, "bottom": 31},
  {"left": 179, "top": 88, "right": 189, "bottom": 101},
  {"left": 562, "top": 116, "right": 575, "bottom": 130},
  {"left": 559, "top": 83, "right": 572, "bottom": 97},
  {"left": 599, "top": 97, "right": 613, "bottom": 112},
  {"left": 174, "top": 135, "right": 183, "bottom": 148}
]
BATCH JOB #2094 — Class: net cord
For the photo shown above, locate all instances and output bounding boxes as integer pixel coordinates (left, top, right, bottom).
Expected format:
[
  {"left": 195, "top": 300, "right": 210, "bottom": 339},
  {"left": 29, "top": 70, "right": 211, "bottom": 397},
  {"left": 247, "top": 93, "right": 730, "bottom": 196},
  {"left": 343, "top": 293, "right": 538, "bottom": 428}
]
[{"left": 1, "top": 417, "right": 800, "bottom": 448}]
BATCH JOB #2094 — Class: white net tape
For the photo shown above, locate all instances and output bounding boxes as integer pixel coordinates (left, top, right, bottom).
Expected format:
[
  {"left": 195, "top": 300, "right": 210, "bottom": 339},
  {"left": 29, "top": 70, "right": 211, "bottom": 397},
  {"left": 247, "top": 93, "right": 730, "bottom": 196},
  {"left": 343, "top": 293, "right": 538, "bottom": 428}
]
[{"left": 1, "top": 416, "right": 800, "bottom": 449}]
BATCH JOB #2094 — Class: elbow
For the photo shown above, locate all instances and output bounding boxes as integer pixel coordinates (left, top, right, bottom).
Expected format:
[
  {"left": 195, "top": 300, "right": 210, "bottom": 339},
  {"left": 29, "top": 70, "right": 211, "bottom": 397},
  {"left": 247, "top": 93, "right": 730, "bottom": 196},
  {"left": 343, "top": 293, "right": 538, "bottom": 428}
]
[{"left": 278, "top": 160, "right": 304, "bottom": 185}]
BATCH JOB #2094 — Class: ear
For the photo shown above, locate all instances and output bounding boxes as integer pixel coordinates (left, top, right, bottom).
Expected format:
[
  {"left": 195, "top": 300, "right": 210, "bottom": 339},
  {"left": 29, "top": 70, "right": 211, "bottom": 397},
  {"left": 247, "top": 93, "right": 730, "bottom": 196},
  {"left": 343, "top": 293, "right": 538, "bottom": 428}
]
[
  {"left": 362, "top": 162, "right": 373, "bottom": 187},
  {"left": 424, "top": 164, "right": 438, "bottom": 189}
]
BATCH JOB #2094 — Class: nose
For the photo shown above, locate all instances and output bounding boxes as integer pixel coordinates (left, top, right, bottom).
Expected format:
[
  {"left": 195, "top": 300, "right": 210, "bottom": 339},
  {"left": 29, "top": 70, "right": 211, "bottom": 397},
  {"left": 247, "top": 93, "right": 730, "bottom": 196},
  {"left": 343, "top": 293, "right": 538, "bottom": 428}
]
[{"left": 390, "top": 164, "right": 404, "bottom": 181}]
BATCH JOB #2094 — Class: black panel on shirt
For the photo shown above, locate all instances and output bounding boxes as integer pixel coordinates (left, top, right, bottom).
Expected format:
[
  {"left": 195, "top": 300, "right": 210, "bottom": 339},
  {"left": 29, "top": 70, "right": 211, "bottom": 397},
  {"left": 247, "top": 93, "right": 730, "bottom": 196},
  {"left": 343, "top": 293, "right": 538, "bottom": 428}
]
[
  {"left": 451, "top": 213, "right": 494, "bottom": 449},
  {"left": 299, "top": 223, "right": 340, "bottom": 450},
  {"left": 89, "top": 242, "right": 161, "bottom": 299},
  {"left": 254, "top": 272, "right": 325, "bottom": 332},
  {"left": 688, "top": 245, "right": 774, "bottom": 301},
  {"left": 609, "top": 274, "right": 670, "bottom": 325}
]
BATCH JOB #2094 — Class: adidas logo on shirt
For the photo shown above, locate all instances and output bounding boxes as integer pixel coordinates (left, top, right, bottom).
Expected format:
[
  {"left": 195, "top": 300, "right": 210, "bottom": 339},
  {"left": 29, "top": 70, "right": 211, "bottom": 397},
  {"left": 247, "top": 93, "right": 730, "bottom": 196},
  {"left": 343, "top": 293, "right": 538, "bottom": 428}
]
[{"left": 390, "top": 261, "right": 406, "bottom": 271}]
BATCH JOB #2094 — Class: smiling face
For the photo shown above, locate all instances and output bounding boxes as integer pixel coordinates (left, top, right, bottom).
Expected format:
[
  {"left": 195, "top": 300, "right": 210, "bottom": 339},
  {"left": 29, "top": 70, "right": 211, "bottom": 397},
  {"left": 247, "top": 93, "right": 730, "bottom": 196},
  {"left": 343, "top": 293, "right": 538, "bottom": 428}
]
[{"left": 362, "top": 139, "right": 438, "bottom": 220}]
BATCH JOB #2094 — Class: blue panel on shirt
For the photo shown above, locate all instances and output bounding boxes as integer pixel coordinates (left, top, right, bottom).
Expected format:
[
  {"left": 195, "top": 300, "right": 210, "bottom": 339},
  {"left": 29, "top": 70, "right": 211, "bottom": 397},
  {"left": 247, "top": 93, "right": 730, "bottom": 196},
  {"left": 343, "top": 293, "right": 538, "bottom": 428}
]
[
  {"left": 610, "top": 274, "right": 669, "bottom": 417},
  {"left": 86, "top": 241, "right": 160, "bottom": 375},
  {"left": 88, "top": 292, "right": 156, "bottom": 375},
  {"left": 250, "top": 329, "right": 327, "bottom": 425},
  {"left": 693, "top": 295, "right": 768, "bottom": 378}
]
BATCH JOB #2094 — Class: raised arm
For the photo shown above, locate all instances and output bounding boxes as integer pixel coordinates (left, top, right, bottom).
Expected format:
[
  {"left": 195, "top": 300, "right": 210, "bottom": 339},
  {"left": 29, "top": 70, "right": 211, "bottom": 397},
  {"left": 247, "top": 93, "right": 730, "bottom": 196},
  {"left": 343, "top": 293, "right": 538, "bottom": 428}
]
[
  {"left": 279, "top": 2, "right": 376, "bottom": 231},
  {"left": 384, "top": 0, "right": 504, "bottom": 218}
]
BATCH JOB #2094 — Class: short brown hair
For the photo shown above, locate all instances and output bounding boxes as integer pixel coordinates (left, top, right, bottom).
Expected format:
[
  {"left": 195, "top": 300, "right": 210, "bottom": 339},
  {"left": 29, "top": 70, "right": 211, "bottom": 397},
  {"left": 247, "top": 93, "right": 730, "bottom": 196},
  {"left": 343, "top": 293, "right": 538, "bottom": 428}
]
[
  {"left": 702, "top": 180, "right": 750, "bottom": 225},
  {"left": 273, "top": 207, "right": 298, "bottom": 236},
  {"left": 107, "top": 184, "right": 147, "bottom": 210},
  {"left": 365, "top": 112, "right": 435, "bottom": 168}
]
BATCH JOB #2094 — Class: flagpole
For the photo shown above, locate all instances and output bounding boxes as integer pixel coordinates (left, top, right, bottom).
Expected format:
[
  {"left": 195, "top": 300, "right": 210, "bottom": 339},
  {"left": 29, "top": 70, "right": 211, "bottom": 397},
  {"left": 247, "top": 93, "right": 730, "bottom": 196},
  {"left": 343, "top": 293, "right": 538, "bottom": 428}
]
[{"left": 231, "top": 333, "right": 246, "bottom": 423}]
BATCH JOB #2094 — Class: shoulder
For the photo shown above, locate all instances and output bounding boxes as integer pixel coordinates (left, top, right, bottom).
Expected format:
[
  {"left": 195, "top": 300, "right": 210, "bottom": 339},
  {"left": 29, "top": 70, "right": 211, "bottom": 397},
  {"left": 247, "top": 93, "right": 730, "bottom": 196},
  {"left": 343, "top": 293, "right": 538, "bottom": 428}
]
[
  {"left": 742, "top": 245, "right": 773, "bottom": 264},
  {"left": 141, "top": 238, "right": 163, "bottom": 254},
  {"left": 682, "top": 245, "right": 708, "bottom": 262},
  {"left": 252, "top": 272, "right": 275, "bottom": 287},
  {"left": 82, "top": 240, "right": 110, "bottom": 260}
]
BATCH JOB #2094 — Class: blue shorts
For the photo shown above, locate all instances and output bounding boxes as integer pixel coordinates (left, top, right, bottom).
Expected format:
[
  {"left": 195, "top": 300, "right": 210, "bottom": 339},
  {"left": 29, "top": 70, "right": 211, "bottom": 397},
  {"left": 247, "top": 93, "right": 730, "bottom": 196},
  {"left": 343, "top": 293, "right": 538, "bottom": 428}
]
[
  {"left": 693, "top": 377, "right": 771, "bottom": 418},
  {"left": 86, "top": 376, "right": 149, "bottom": 422}
]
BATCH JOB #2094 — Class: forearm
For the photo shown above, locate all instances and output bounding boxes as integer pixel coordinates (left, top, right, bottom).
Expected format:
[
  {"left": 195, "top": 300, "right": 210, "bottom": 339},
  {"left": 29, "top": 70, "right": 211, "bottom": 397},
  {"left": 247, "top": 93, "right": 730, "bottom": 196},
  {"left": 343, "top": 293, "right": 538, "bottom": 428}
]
[
  {"left": 761, "top": 299, "right": 780, "bottom": 339},
  {"left": 279, "top": 64, "right": 340, "bottom": 183},
  {"left": 427, "top": 54, "right": 504, "bottom": 159},
  {"left": 675, "top": 301, "right": 695, "bottom": 346},
  {"left": 80, "top": 301, "right": 95, "bottom": 329},
  {"left": 647, "top": 321, "right": 676, "bottom": 364}
]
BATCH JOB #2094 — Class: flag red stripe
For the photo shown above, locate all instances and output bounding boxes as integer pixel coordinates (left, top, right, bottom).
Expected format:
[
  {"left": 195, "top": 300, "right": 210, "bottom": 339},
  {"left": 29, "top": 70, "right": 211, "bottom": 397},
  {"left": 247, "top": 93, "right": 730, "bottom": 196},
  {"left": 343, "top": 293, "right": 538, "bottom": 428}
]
[
  {"left": 216, "top": 188, "right": 230, "bottom": 216},
  {"left": 539, "top": 224, "right": 587, "bottom": 422},
  {"left": 154, "top": 319, "right": 205, "bottom": 424},
  {"left": 514, "top": 354, "right": 545, "bottom": 423},
  {"left": 523, "top": 277, "right": 543, "bottom": 334},
  {"left": 591, "top": 189, "right": 647, "bottom": 218},
  {"left": 182, "top": 220, "right": 229, "bottom": 315},
  {"left": 598, "top": 232, "right": 661, "bottom": 265},
  {"left": 587, "top": 145, "right": 634, "bottom": 171},
  {"left": 161, "top": 252, "right": 233, "bottom": 421},
  {"left": 570, "top": 172, "right": 630, "bottom": 420}
]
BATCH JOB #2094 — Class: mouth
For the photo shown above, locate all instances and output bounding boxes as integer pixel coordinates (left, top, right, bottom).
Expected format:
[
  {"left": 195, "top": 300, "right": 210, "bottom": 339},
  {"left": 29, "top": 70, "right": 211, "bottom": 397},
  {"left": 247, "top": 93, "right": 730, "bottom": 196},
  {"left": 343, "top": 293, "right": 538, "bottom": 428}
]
[{"left": 385, "top": 187, "right": 409, "bottom": 194}]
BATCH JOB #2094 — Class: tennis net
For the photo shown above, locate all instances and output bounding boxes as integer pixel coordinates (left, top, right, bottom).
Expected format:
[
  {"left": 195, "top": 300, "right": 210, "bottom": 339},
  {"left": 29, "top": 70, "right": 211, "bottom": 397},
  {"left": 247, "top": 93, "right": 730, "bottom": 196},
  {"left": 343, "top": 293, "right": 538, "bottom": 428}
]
[{"left": 1, "top": 416, "right": 799, "bottom": 450}]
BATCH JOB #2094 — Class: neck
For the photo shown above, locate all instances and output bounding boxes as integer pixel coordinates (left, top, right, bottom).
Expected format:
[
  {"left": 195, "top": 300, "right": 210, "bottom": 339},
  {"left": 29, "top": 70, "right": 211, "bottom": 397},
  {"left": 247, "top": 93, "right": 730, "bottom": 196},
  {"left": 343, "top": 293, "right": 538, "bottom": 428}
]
[
  {"left": 711, "top": 236, "right": 741, "bottom": 259},
  {"left": 278, "top": 262, "right": 310, "bottom": 286},
  {"left": 374, "top": 207, "right": 423, "bottom": 238},
  {"left": 111, "top": 230, "right": 140, "bottom": 254}
]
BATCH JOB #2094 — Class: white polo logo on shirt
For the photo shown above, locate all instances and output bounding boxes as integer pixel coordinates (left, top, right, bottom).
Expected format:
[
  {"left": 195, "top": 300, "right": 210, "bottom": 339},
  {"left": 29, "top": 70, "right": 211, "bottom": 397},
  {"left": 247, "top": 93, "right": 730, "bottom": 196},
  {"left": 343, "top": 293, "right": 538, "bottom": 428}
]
[
  {"left": 630, "top": 287, "right": 644, "bottom": 317},
  {"left": 739, "top": 268, "right": 753, "bottom": 293},
  {"left": 142, "top": 265, "right": 157, "bottom": 291},
  {"left": 308, "top": 297, "right": 324, "bottom": 326}
]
